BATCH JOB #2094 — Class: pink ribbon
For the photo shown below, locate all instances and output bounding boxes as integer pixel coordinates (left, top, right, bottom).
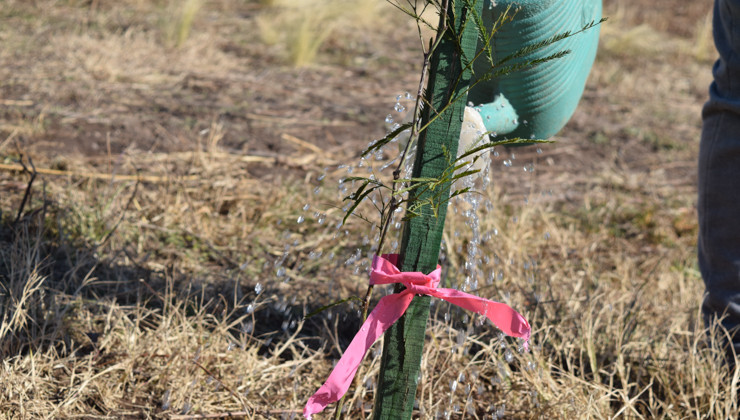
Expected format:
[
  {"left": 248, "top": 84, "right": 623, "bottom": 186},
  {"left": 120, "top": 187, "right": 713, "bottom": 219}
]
[{"left": 303, "top": 254, "right": 530, "bottom": 419}]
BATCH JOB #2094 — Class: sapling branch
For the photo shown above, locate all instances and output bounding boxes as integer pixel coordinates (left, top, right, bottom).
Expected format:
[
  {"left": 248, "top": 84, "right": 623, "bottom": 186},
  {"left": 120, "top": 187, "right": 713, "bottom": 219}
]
[{"left": 334, "top": 6, "right": 449, "bottom": 417}]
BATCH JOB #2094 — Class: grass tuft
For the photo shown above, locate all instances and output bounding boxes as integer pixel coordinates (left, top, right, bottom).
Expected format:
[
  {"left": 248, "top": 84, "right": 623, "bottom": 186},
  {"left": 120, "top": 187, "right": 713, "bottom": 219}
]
[
  {"left": 256, "top": 0, "right": 385, "bottom": 66},
  {"left": 163, "top": 0, "right": 204, "bottom": 49}
]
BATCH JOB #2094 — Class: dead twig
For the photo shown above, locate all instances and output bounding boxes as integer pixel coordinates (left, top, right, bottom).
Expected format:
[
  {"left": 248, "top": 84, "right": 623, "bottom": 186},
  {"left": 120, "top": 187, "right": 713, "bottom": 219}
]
[
  {"left": 281, "top": 133, "right": 324, "bottom": 154},
  {"left": 13, "top": 155, "right": 37, "bottom": 225},
  {"left": 169, "top": 408, "right": 302, "bottom": 419},
  {"left": 0, "top": 162, "right": 199, "bottom": 183},
  {"left": 96, "top": 178, "right": 139, "bottom": 249},
  {"left": 191, "top": 359, "right": 253, "bottom": 415}
]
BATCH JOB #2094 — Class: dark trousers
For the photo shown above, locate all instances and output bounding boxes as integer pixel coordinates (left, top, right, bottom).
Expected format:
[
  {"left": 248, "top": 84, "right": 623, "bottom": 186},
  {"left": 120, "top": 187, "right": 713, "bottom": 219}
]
[{"left": 699, "top": 0, "right": 740, "bottom": 355}]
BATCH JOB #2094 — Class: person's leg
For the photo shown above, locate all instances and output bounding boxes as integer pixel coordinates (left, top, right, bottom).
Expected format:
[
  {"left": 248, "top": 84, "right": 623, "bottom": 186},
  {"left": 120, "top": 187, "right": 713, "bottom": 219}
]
[{"left": 699, "top": 0, "right": 740, "bottom": 357}]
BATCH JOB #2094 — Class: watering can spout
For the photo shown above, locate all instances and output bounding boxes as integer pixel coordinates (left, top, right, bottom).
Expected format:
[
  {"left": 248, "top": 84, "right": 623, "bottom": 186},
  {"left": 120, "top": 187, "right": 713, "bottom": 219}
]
[
  {"left": 475, "top": 93, "right": 520, "bottom": 137},
  {"left": 469, "top": 0, "right": 602, "bottom": 141}
]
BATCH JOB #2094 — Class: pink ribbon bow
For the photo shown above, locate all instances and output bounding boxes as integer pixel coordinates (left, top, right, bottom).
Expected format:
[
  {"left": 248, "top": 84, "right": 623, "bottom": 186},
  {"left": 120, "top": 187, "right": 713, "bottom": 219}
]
[{"left": 303, "top": 254, "right": 530, "bottom": 419}]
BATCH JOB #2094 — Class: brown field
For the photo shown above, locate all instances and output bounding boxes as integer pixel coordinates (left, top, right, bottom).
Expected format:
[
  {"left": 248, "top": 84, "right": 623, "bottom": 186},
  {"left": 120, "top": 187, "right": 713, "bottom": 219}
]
[{"left": 0, "top": 0, "right": 729, "bottom": 419}]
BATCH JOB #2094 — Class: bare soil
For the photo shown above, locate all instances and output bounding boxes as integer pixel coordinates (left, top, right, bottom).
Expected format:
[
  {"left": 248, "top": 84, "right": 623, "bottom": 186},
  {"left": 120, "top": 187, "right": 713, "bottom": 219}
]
[{"left": 0, "top": 1, "right": 712, "bottom": 185}]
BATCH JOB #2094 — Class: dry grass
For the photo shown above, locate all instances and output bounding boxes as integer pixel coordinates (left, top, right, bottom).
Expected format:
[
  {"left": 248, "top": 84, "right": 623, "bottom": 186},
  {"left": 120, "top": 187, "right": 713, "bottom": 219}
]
[
  {"left": 0, "top": 0, "right": 730, "bottom": 419},
  {"left": 256, "top": 0, "right": 387, "bottom": 66},
  {"left": 163, "top": 0, "right": 205, "bottom": 49}
]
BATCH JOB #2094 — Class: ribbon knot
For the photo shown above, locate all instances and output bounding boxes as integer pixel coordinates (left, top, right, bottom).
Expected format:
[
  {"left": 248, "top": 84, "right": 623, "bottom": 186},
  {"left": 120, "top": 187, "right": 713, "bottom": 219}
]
[
  {"left": 369, "top": 253, "right": 440, "bottom": 289},
  {"left": 303, "top": 254, "right": 530, "bottom": 419}
]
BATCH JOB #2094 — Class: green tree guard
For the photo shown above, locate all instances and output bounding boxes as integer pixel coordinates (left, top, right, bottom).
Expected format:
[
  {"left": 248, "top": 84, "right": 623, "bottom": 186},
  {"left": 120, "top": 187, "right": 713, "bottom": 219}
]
[{"left": 371, "top": 1, "right": 483, "bottom": 419}]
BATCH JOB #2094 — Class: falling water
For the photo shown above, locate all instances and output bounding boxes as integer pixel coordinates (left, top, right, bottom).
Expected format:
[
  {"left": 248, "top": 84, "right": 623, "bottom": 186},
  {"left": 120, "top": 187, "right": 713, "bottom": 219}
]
[{"left": 237, "top": 89, "right": 551, "bottom": 418}]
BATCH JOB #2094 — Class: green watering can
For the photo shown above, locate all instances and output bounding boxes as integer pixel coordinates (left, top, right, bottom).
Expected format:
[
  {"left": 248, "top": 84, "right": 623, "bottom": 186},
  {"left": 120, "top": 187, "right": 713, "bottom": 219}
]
[{"left": 468, "top": 0, "right": 602, "bottom": 140}]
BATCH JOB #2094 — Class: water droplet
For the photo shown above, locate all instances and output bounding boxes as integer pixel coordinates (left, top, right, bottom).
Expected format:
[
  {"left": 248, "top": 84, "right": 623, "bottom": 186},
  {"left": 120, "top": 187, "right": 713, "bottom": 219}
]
[
  {"left": 405, "top": 91, "right": 413, "bottom": 100},
  {"left": 450, "top": 380, "right": 458, "bottom": 392},
  {"left": 394, "top": 103, "right": 405, "bottom": 112},
  {"left": 385, "top": 114, "right": 394, "bottom": 124},
  {"left": 180, "top": 402, "right": 192, "bottom": 415},
  {"left": 276, "top": 267, "right": 286, "bottom": 277},
  {"left": 544, "top": 232, "right": 551, "bottom": 240},
  {"left": 502, "top": 159, "right": 512, "bottom": 167},
  {"left": 161, "top": 389, "right": 171, "bottom": 410},
  {"left": 317, "top": 214, "right": 326, "bottom": 224},
  {"left": 536, "top": 147, "right": 543, "bottom": 154},
  {"left": 504, "top": 349, "right": 514, "bottom": 363},
  {"left": 242, "top": 321, "right": 254, "bottom": 334},
  {"left": 254, "top": 283, "right": 263, "bottom": 295},
  {"left": 297, "top": 215, "right": 305, "bottom": 224},
  {"left": 246, "top": 303, "right": 254, "bottom": 313},
  {"left": 302, "top": 203, "right": 310, "bottom": 211},
  {"left": 457, "top": 330, "right": 466, "bottom": 348},
  {"left": 317, "top": 173, "right": 326, "bottom": 181}
]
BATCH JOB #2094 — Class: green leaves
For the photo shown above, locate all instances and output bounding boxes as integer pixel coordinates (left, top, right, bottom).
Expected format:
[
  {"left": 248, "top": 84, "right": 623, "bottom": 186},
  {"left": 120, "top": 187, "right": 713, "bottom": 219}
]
[
  {"left": 361, "top": 122, "right": 414, "bottom": 158},
  {"left": 455, "top": 136, "right": 553, "bottom": 162},
  {"left": 465, "top": 0, "right": 516, "bottom": 68},
  {"left": 340, "top": 176, "right": 386, "bottom": 225}
]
